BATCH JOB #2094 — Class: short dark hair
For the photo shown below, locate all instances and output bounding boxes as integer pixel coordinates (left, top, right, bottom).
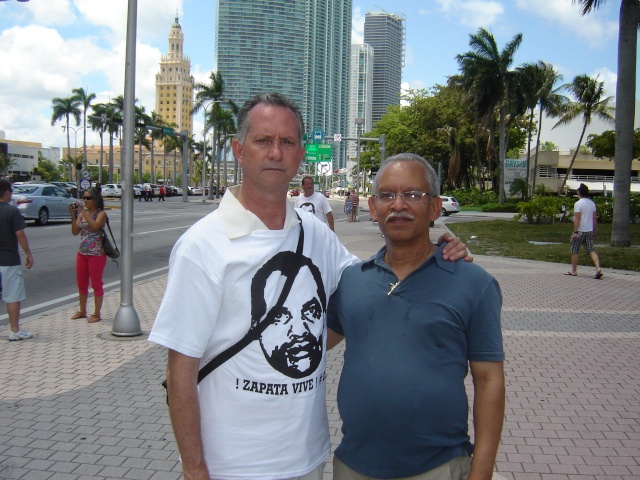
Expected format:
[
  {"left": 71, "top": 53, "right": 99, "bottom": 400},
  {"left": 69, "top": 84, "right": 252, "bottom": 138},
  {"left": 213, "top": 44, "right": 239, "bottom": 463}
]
[
  {"left": 0, "top": 179, "right": 11, "bottom": 196},
  {"left": 236, "top": 93, "right": 305, "bottom": 144},
  {"left": 578, "top": 183, "right": 589, "bottom": 197},
  {"left": 301, "top": 176, "right": 314, "bottom": 186}
]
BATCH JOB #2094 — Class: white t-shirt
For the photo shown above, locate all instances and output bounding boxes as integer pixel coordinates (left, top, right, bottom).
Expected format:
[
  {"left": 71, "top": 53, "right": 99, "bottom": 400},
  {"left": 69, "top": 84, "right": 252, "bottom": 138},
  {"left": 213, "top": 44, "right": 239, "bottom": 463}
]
[
  {"left": 574, "top": 197, "right": 596, "bottom": 232},
  {"left": 294, "top": 191, "right": 332, "bottom": 225},
  {"left": 149, "top": 186, "right": 357, "bottom": 480}
]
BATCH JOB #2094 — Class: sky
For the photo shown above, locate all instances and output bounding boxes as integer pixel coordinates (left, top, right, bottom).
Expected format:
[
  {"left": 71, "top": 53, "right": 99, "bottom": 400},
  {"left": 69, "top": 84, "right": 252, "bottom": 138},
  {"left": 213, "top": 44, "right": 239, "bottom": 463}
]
[{"left": 0, "top": 0, "right": 631, "bottom": 153}]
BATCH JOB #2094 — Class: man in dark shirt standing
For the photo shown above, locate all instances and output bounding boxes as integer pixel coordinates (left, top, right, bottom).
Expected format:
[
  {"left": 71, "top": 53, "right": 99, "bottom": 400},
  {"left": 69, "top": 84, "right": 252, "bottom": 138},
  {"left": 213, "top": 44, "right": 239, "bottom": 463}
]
[{"left": 0, "top": 179, "right": 34, "bottom": 341}]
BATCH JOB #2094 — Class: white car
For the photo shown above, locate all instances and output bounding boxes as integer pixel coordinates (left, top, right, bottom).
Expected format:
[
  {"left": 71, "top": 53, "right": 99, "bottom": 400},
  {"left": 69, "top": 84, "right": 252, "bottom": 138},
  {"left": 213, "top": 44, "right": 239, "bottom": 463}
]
[
  {"left": 439, "top": 196, "right": 460, "bottom": 216},
  {"left": 101, "top": 184, "right": 122, "bottom": 198}
]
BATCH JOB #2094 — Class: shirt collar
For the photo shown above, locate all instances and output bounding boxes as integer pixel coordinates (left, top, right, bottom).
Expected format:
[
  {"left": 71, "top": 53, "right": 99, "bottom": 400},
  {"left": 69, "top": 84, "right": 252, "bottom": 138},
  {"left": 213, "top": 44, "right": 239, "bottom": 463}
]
[
  {"left": 218, "top": 185, "right": 300, "bottom": 239},
  {"left": 367, "top": 243, "right": 454, "bottom": 273}
]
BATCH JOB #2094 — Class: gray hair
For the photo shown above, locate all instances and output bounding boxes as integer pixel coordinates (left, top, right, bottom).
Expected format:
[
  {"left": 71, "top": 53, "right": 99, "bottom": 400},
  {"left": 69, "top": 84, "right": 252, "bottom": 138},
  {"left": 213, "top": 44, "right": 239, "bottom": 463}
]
[
  {"left": 373, "top": 153, "right": 440, "bottom": 197},
  {"left": 235, "top": 93, "right": 305, "bottom": 144}
]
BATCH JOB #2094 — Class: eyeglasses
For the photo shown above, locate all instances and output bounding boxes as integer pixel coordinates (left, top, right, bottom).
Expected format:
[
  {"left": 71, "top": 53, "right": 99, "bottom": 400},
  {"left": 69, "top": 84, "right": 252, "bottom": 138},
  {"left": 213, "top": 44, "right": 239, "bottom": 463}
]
[
  {"left": 83, "top": 196, "right": 93, "bottom": 200},
  {"left": 375, "top": 191, "right": 432, "bottom": 203}
]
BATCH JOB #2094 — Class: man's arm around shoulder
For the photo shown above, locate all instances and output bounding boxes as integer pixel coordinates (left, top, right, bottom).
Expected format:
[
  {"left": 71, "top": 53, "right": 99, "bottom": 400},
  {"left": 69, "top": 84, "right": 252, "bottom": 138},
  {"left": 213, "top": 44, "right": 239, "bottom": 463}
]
[
  {"left": 469, "top": 360, "right": 505, "bottom": 480},
  {"left": 167, "top": 349, "right": 210, "bottom": 480}
]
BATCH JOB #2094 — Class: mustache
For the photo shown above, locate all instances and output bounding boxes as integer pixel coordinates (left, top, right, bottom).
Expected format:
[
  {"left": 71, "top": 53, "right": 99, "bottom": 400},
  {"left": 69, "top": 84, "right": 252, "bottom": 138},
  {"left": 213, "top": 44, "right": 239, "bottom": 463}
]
[{"left": 385, "top": 211, "right": 415, "bottom": 222}]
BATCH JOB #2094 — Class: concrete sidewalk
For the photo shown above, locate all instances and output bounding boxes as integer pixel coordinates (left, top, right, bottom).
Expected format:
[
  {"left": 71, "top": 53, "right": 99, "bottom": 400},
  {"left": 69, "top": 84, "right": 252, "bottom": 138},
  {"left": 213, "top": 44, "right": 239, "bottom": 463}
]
[{"left": 1, "top": 217, "right": 639, "bottom": 479}]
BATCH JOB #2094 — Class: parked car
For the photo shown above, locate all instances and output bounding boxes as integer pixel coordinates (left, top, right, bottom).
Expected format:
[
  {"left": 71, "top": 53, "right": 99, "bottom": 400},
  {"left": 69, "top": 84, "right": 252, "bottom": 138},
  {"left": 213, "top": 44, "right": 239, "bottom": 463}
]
[
  {"left": 101, "top": 184, "right": 122, "bottom": 198},
  {"left": 187, "top": 186, "right": 203, "bottom": 196},
  {"left": 133, "top": 185, "right": 142, "bottom": 198},
  {"left": 289, "top": 189, "right": 300, "bottom": 197},
  {"left": 11, "top": 184, "right": 77, "bottom": 225},
  {"left": 51, "top": 181, "right": 74, "bottom": 192},
  {"left": 167, "top": 185, "right": 183, "bottom": 196},
  {"left": 439, "top": 195, "right": 461, "bottom": 216}
]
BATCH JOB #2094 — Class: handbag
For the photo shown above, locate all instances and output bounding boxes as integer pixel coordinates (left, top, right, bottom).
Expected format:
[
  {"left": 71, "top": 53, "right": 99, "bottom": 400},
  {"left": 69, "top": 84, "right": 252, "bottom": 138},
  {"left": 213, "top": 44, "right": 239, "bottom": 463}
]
[{"left": 102, "top": 215, "right": 120, "bottom": 260}]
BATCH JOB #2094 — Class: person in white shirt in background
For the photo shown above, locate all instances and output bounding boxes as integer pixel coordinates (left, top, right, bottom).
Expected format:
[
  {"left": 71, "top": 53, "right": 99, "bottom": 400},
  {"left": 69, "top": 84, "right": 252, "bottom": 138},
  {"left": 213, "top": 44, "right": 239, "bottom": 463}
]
[{"left": 294, "top": 176, "right": 334, "bottom": 231}]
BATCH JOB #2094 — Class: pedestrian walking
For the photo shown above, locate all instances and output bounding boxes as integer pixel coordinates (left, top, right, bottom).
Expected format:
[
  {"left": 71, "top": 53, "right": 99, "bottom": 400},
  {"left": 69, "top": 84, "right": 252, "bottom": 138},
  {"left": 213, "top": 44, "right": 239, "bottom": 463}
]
[
  {"left": 158, "top": 185, "right": 166, "bottom": 202},
  {"left": 0, "top": 179, "right": 35, "bottom": 341},
  {"left": 565, "top": 183, "right": 603, "bottom": 279}
]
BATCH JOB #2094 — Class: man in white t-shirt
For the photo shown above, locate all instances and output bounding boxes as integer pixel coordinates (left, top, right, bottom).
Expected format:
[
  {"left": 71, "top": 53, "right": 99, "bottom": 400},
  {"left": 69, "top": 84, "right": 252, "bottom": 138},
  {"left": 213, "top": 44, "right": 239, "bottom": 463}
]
[
  {"left": 566, "top": 183, "right": 603, "bottom": 279},
  {"left": 149, "top": 93, "right": 469, "bottom": 480},
  {"left": 294, "top": 176, "right": 334, "bottom": 231}
]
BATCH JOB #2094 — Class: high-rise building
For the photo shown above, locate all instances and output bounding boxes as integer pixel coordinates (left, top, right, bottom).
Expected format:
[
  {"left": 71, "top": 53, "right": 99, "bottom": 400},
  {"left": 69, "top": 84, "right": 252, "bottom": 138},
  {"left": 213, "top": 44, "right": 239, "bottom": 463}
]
[
  {"left": 363, "top": 11, "right": 405, "bottom": 125},
  {"left": 215, "top": 1, "right": 351, "bottom": 141},
  {"left": 346, "top": 44, "right": 374, "bottom": 164},
  {"left": 155, "top": 15, "right": 195, "bottom": 139}
]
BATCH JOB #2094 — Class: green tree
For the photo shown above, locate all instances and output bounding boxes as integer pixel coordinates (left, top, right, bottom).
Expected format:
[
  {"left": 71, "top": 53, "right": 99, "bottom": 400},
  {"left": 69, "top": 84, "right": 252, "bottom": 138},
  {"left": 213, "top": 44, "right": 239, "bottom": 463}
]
[
  {"left": 457, "top": 27, "right": 523, "bottom": 203},
  {"left": 572, "top": 0, "right": 640, "bottom": 247},
  {"left": 586, "top": 129, "right": 640, "bottom": 160},
  {"left": 71, "top": 87, "right": 96, "bottom": 170},
  {"left": 36, "top": 153, "right": 58, "bottom": 182},
  {"left": 0, "top": 152, "right": 16, "bottom": 176},
  {"left": 554, "top": 74, "right": 615, "bottom": 195},
  {"left": 50, "top": 95, "right": 82, "bottom": 161}
]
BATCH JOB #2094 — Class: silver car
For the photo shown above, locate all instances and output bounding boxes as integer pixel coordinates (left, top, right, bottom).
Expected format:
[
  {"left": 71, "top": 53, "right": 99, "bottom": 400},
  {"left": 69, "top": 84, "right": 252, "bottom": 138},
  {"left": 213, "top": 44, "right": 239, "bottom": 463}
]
[
  {"left": 439, "top": 196, "right": 461, "bottom": 216},
  {"left": 11, "top": 184, "right": 78, "bottom": 225}
]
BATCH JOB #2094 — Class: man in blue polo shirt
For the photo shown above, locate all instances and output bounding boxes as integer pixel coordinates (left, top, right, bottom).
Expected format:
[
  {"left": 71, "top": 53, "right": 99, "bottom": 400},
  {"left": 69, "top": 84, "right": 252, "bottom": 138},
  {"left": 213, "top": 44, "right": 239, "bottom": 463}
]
[{"left": 327, "top": 153, "right": 505, "bottom": 480}]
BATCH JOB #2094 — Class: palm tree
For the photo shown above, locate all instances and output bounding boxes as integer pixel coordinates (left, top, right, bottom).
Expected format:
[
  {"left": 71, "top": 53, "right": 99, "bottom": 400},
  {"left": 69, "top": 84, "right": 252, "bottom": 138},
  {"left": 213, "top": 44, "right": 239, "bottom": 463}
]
[
  {"left": 89, "top": 103, "right": 110, "bottom": 184},
  {"left": 71, "top": 88, "right": 96, "bottom": 170},
  {"left": 457, "top": 27, "right": 523, "bottom": 203},
  {"left": 554, "top": 74, "right": 615, "bottom": 195},
  {"left": 147, "top": 111, "right": 165, "bottom": 184},
  {"left": 50, "top": 95, "right": 82, "bottom": 163},
  {"left": 516, "top": 61, "right": 565, "bottom": 191},
  {"left": 573, "top": 0, "right": 640, "bottom": 246},
  {"left": 134, "top": 105, "right": 152, "bottom": 183}
]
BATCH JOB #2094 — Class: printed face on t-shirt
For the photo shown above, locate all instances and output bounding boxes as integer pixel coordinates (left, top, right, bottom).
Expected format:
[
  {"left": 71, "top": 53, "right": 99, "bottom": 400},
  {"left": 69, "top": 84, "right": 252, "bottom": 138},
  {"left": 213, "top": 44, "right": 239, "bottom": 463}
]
[
  {"left": 258, "top": 266, "right": 324, "bottom": 378},
  {"left": 297, "top": 202, "right": 316, "bottom": 214}
]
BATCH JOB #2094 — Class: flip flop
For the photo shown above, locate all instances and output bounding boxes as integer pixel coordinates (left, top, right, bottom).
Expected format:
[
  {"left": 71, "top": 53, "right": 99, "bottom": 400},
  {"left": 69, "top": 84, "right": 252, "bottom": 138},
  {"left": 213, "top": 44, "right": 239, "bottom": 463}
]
[
  {"left": 594, "top": 271, "right": 604, "bottom": 279},
  {"left": 88, "top": 314, "right": 101, "bottom": 323},
  {"left": 70, "top": 311, "right": 87, "bottom": 319},
  {"left": 564, "top": 272, "right": 577, "bottom": 276}
]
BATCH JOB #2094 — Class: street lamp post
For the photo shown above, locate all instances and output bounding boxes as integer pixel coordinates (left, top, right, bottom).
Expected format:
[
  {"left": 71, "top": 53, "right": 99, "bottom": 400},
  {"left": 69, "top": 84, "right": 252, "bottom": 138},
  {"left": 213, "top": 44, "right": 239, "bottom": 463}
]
[{"left": 354, "top": 118, "right": 365, "bottom": 194}]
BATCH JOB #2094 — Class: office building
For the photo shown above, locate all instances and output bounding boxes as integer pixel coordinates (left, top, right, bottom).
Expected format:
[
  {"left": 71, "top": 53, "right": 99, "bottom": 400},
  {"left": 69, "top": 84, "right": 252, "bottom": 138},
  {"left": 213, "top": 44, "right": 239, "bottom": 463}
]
[
  {"left": 215, "top": 1, "right": 351, "bottom": 141},
  {"left": 346, "top": 44, "right": 374, "bottom": 164},
  {"left": 363, "top": 11, "right": 405, "bottom": 124},
  {"left": 155, "top": 15, "right": 195, "bottom": 139}
]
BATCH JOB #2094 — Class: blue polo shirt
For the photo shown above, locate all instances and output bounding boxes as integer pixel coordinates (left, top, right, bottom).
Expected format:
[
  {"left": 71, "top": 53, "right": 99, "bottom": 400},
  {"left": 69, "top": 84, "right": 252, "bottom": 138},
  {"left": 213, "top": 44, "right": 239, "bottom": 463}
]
[{"left": 327, "top": 244, "right": 503, "bottom": 478}]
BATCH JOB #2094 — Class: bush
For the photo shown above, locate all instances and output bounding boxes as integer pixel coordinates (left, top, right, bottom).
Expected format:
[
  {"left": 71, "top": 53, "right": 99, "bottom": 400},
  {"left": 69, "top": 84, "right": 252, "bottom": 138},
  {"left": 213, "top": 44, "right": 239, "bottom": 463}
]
[
  {"left": 515, "top": 196, "right": 567, "bottom": 224},
  {"left": 481, "top": 202, "right": 519, "bottom": 213},
  {"left": 446, "top": 188, "right": 498, "bottom": 206}
]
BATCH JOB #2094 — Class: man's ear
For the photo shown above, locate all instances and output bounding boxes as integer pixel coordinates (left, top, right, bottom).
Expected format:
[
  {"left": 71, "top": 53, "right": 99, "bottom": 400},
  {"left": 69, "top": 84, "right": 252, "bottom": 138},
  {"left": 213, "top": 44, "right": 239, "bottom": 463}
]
[
  {"left": 430, "top": 196, "right": 442, "bottom": 222},
  {"left": 232, "top": 139, "right": 243, "bottom": 166},
  {"left": 368, "top": 196, "right": 377, "bottom": 221}
]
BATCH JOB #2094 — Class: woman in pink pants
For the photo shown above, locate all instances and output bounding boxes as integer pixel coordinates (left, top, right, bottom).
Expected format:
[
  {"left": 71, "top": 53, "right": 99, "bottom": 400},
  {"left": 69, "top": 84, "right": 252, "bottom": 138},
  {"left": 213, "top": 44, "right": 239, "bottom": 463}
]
[{"left": 68, "top": 186, "right": 107, "bottom": 323}]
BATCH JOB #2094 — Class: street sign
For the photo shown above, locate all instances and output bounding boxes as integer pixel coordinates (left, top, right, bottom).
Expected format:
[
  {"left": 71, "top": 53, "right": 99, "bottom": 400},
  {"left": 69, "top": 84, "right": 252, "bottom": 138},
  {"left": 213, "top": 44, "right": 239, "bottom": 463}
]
[
  {"left": 162, "top": 127, "right": 174, "bottom": 135},
  {"left": 311, "top": 128, "right": 324, "bottom": 142},
  {"left": 334, "top": 134, "right": 342, "bottom": 142},
  {"left": 81, "top": 170, "right": 90, "bottom": 179},
  {"left": 80, "top": 179, "right": 91, "bottom": 190}
]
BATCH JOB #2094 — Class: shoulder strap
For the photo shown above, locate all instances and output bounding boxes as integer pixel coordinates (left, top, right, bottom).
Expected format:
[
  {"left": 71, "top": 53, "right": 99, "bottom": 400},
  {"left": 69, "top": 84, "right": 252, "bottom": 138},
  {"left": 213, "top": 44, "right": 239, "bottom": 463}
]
[{"left": 196, "top": 213, "right": 304, "bottom": 384}]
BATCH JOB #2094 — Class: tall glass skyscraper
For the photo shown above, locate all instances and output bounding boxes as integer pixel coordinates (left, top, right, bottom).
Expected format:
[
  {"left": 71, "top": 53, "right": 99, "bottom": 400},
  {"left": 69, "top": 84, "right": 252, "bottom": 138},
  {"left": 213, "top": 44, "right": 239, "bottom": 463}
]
[
  {"left": 363, "top": 11, "right": 405, "bottom": 125},
  {"left": 215, "top": 1, "right": 352, "bottom": 139}
]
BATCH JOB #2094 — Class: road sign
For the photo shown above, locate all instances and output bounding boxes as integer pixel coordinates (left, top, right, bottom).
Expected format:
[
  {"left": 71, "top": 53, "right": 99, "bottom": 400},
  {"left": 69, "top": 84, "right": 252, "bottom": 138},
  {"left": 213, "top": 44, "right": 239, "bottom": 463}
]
[
  {"left": 162, "top": 127, "right": 174, "bottom": 135},
  {"left": 334, "top": 134, "right": 342, "bottom": 142},
  {"left": 80, "top": 179, "right": 91, "bottom": 190},
  {"left": 81, "top": 170, "right": 90, "bottom": 179},
  {"left": 306, "top": 143, "right": 319, "bottom": 153},
  {"left": 311, "top": 128, "right": 324, "bottom": 142}
]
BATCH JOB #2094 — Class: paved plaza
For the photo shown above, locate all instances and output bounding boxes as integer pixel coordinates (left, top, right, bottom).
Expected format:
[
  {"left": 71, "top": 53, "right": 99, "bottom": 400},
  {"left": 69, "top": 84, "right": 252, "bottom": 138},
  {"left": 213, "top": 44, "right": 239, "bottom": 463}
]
[{"left": 1, "top": 213, "right": 639, "bottom": 479}]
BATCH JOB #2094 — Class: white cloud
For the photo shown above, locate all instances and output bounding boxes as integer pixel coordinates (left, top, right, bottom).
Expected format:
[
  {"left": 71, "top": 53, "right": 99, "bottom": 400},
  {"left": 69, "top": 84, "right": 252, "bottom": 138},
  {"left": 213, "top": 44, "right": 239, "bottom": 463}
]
[
  {"left": 27, "top": 0, "right": 77, "bottom": 27},
  {"left": 514, "top": 0, "right": 617, "bottom": 48},
  {"left": 351, "top": 6, "right": 365, "bottom": 44},
  {"left": 436, "top": 0, "right": 505, "bottom": 28}
]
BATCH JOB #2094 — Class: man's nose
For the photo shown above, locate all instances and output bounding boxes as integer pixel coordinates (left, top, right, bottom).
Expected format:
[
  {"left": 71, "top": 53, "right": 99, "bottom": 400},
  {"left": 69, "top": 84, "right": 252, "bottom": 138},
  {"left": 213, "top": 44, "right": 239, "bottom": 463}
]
[{"left": 268, "top": 140, "right": 284, "bottom": 160}]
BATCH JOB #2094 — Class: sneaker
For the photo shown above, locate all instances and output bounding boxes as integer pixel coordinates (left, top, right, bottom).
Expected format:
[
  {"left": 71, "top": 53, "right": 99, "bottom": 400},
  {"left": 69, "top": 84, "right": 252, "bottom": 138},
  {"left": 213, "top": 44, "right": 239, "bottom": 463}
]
[{"left": 8, "top": 329, "right": 33, "bottom": 341}]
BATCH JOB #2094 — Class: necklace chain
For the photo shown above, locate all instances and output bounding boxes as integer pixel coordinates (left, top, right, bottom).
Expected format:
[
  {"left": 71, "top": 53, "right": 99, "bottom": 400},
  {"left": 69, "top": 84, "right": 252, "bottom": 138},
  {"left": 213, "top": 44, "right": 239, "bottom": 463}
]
[{"left": 384, "top": 246, "right": 434, "bottom": 296}]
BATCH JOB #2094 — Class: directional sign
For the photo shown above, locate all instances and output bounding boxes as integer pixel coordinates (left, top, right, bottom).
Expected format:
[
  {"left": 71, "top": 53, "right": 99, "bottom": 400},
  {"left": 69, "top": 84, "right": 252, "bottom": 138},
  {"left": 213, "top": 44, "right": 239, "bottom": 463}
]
[
  {"left": 334, "top": 134, "right": 342, "bottom": 142},
  {"left": 162, "top": 127, "right": 175, "bottom": 135}
]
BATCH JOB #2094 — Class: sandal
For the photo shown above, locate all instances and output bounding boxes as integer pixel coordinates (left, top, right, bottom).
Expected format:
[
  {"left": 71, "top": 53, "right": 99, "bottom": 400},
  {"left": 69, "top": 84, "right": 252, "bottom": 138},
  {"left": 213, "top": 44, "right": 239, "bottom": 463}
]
[
  {"left": 594, "top": 271, "right": 604, "bottom": 279},
  {"left": 564, "top": 272, "right": 577, "bottom": 276},
  {"left": 71, "top": 311, "right": 87, "bottom": 319},
  {"left": 88, "top": 314, "right": 101, "bottom": 323}
]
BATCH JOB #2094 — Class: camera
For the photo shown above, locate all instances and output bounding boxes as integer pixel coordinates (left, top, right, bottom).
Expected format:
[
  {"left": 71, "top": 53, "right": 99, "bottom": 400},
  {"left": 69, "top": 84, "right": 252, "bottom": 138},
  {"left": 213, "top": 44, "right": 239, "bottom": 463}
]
[{"left": 71, "top": 202, "right": 79, "bottom": 209}]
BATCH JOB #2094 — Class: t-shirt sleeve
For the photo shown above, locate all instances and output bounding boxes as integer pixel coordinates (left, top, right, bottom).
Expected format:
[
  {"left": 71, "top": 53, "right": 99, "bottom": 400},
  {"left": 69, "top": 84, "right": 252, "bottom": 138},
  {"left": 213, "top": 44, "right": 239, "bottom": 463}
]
[
  {"left": 149, "top": 251, "right": 223, "bottom": 358},
  {"left": 467, "top": 276, "right": 504, "bottom": 362},
  {"left": 13, "top": 208, "right": 27, "bottom": 231}
]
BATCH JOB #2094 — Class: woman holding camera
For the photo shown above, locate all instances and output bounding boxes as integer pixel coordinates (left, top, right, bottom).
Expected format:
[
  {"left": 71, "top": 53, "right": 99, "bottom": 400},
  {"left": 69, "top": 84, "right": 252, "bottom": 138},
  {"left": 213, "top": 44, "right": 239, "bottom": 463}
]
[{"left": 68, "top": 186, "right": 107, "bottom": 323}]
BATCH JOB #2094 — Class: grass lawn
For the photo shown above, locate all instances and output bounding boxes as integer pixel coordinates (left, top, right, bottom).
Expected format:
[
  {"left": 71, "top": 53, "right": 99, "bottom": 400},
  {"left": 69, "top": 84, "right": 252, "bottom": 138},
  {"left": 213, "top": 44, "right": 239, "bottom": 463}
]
[{"left": 447, "top": 220, "right": 640, "bottom": 272}]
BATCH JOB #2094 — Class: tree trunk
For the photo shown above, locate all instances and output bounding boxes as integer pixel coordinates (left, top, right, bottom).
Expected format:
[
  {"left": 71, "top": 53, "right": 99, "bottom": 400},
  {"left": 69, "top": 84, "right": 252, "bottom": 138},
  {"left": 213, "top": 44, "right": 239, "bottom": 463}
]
[
  {"left": 532, "top": 105, "right": 544, "bottom": 191},
  {"left": 498, "top": 105, "right": 507, "bottom": 204},
  {"left": 108, "top": 134, "right": 114, "bottom": 183},
  {"left": 558, "top": 122, "right": 588, "bottom": 196},
  {"left": 525, "top": 107, "right": 534, "bottom": 197},
  {"left": 474, "top": 118, "right": 483, "bottom": 190},
  {"left": 611, "top": 0, "right": 638, "bottom": 247}
]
